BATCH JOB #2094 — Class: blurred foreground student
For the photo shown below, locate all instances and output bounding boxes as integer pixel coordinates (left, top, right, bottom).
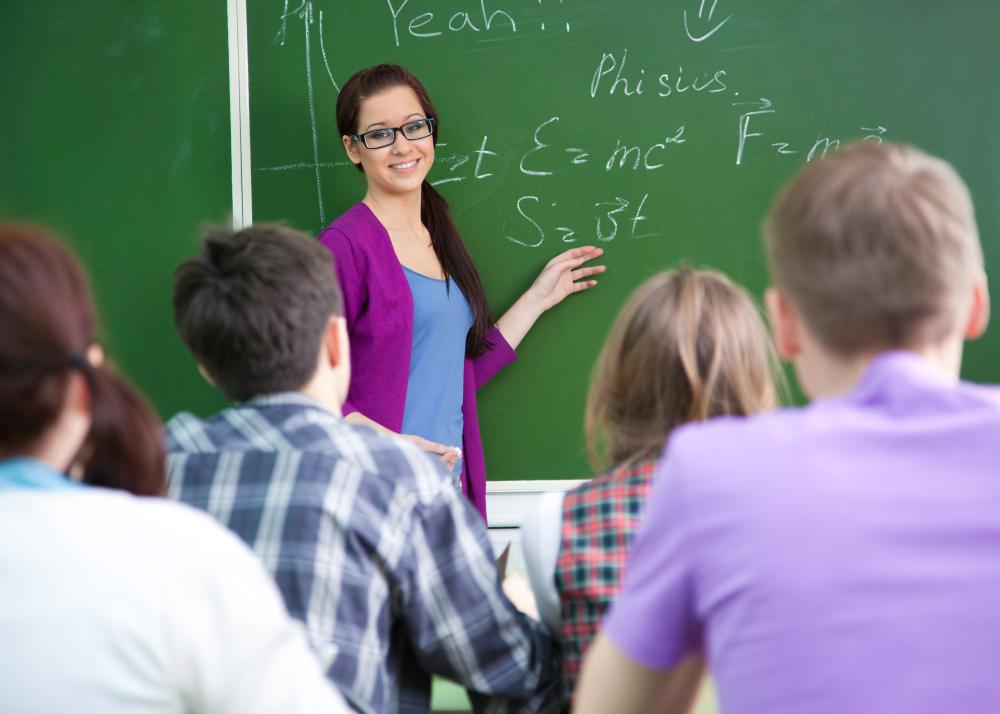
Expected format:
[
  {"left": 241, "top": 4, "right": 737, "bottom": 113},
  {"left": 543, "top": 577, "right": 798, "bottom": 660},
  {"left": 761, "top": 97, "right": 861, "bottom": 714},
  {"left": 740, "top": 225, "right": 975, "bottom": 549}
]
[
  {"left": 576, "top": 142, "right": 999, "bottom": 714},
  {"left": 166, "top": 224, "right": 560, "bottom": 714},
  {"left": 0, "top": 224, "right": 349, "bottom": 714},
  {"left": 521, "top": 267, "right": 780, "bottom": 708}
]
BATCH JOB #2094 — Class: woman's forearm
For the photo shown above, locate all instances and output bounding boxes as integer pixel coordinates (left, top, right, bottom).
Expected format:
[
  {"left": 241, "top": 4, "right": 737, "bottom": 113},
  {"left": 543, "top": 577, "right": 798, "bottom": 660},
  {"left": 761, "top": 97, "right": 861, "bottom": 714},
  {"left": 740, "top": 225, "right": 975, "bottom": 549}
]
[
  {"left": 496, "top": 292, "right": 546, "bottom": 351},
  {"left": 343, "top": 410, "right": 394, "bottom": 435}
]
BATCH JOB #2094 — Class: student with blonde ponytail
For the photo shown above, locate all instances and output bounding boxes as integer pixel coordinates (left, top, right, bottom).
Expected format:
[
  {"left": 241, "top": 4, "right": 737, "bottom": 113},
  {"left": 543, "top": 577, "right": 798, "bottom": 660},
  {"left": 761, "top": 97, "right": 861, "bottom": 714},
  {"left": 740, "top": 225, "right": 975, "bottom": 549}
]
[
  {"left": 521, "top": 267, "right": 782, "bottom": 708},
  {"left": 320, "top": 64, "right": 605, "bottom": 519}
]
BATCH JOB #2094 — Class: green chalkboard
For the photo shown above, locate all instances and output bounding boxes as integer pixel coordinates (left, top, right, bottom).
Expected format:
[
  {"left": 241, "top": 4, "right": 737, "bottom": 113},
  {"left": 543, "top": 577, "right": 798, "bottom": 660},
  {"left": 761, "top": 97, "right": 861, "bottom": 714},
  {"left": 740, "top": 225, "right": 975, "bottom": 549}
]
[
  {"left": 0, "top": 2, "right": 231, "bottom": 421},
  {"left": 248, "top": 0, "right": 999, "bottom": 480}
]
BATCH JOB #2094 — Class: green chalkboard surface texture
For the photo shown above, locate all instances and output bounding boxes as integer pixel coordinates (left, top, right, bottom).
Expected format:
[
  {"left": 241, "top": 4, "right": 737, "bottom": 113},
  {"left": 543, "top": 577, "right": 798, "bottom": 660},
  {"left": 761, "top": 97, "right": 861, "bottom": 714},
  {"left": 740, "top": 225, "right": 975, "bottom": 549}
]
[
  {"left": 250, "top": 1, "right": 997, "bottom": 481},
  {"left": 0, "top": 2, "right": 233, "bottom": 421}
]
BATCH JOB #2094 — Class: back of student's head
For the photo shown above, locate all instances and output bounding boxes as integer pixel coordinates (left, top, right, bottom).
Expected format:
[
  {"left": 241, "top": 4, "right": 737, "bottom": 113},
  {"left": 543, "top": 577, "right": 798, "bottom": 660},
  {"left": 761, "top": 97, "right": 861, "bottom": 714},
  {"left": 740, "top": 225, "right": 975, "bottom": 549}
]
[
  {"left": 0, "top": 223, "right": 166, "bottom": 495},
  {"left": 765, "top": 141, "right": 983, "bottom": 355},
  {"left": 586, "top": 267, "right": 780, "bottom": 469},
  {"left": 173, "top": 223, "right": 343, "bottom": 402}
]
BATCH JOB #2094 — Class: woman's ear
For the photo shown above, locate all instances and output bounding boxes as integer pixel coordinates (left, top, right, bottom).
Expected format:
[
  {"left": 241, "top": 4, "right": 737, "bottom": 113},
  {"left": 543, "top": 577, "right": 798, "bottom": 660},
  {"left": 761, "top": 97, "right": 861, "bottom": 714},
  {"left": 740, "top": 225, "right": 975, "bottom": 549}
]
[
  {"left": 765, "top": 287, "right": 802, "bottom": 361},
  {"left": 342, "top": 135, "right": 362, "bottom": 166}
]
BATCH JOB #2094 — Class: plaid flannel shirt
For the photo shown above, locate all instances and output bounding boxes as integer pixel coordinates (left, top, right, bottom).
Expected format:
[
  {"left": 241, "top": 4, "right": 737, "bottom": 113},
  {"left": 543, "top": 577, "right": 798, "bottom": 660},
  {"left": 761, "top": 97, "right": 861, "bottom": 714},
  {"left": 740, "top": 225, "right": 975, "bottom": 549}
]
[
  {"left": 554, "top": 457, "right": 657, "bottom": 702},
  {"left": 166, "top": 393, "right": 559, "bottom": 714}
]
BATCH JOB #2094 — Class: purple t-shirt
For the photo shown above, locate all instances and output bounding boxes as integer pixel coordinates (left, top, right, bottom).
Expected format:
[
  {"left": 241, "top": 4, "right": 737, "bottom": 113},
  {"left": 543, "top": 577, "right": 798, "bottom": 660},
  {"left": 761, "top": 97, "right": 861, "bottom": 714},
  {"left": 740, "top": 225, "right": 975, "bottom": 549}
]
[{"left": 604, "top": 351, "right": 1000, "bottom": 713}]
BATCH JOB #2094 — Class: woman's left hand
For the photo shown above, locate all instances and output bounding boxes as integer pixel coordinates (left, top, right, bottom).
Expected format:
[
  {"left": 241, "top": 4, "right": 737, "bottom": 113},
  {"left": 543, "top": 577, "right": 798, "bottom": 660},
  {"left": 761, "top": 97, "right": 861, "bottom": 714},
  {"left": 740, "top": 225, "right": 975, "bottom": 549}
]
[
  {"left": 525, "top": 246, "right": 605, "bottom": 311},
  {"left": 496, "top": 246, "right": 606, "bottom": 350}
]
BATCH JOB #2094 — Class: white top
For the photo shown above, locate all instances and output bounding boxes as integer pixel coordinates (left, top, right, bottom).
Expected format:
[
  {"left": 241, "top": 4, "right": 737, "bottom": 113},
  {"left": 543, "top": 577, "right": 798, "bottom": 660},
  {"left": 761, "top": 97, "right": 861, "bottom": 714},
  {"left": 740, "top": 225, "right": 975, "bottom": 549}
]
[
  {"left": 520, "top": 490, "right": 567, "bottom": 631},
  {"left": 0, "top": 487, "right": 350, "bottom": 714}
]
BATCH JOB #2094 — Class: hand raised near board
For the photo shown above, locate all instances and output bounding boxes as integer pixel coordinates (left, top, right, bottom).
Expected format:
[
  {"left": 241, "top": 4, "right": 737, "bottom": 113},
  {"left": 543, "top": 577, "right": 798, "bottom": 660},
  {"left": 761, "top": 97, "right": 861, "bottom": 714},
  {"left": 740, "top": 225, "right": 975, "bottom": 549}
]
[{"left": 496, "top": 246, "right": 606, "bottom": 350}]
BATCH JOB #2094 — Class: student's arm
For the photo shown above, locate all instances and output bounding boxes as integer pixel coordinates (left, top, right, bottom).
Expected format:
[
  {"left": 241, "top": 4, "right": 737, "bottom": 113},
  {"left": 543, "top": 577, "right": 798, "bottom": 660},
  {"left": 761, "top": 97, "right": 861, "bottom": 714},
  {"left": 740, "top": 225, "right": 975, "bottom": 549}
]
[
  {"left": 168, "top": 513, "right": 351, "bottom": 714},
  {"left": 398, "top": 483, "right": 561, "bottom": 712},
  {"left": 496, "top": 246, "right": 605, "bottom": 350},
  {"left": 520, "top": 490, "right": 566, "bottom": 630},
  {"left": 574, "top": 635, "right": 704, "bottom": 714}
]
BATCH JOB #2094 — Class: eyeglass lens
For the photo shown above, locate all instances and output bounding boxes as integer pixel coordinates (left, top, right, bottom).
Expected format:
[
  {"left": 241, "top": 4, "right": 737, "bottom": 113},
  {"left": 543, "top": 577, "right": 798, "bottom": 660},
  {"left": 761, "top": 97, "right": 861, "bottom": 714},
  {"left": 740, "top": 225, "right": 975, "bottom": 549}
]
[{"left": 362, "top": 118, "right": 434, "bottom": 149}]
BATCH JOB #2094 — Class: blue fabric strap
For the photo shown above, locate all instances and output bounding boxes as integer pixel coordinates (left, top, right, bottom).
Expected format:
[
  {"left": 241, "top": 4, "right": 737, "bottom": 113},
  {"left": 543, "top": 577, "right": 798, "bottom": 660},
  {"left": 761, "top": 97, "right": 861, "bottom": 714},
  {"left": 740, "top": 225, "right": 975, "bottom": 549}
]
[{"left": 0, "top": 459, "right": 81, "bottom": 491}]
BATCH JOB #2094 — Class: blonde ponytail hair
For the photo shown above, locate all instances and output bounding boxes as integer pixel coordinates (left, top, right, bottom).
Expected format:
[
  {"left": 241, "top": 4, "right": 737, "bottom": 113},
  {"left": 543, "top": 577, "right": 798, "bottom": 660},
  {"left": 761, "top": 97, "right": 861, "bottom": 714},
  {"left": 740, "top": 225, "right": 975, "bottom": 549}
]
[{"left": 585, "top": 267, "right": 783, "bottom": 470}]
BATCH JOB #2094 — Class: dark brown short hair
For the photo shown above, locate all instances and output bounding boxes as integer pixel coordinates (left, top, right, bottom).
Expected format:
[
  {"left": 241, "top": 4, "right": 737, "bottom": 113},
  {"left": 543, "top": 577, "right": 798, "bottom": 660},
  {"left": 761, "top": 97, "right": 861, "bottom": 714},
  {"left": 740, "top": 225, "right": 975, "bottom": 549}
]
[
  {"left": 0, "top": 223, "right": 166, "bottom": 495},
  {"left": 173, "top": 224, "right": 343, "bottom": 402},
  {"left": 764, "top": 142, "right": 983, "bottom": 355},
  {"left": 585, "top": 267, "right": 781, "bottom": 470}
]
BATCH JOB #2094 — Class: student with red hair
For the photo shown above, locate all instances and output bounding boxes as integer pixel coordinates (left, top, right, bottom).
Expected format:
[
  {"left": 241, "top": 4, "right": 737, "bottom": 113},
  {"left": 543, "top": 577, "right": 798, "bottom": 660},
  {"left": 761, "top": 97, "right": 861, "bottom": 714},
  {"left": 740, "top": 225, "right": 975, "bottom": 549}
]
[{"left": 0, "top": 224, "right": 349, "bottom": 714}]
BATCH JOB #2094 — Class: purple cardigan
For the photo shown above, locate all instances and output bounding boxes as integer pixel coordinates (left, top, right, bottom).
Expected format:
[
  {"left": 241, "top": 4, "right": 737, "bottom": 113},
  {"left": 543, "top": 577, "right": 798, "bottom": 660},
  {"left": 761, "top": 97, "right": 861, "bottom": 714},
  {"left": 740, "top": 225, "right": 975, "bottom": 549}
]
[{"left": 318, "top": 202, "right": 517, "bottom": 521}]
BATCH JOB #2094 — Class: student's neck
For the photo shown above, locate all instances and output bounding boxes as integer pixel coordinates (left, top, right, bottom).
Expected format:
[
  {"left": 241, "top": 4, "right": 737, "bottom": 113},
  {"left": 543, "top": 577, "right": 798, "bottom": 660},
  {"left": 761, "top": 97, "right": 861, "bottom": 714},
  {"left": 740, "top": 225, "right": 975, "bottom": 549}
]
[
  {"left": 803, "top": 339, "right": 964, "bottom": 400},
  {"left": 297, "top": 380, "right": 343, "bottom": 418},
  {"left": 363, "top": 188, "right": 422, "bottom": 232}
]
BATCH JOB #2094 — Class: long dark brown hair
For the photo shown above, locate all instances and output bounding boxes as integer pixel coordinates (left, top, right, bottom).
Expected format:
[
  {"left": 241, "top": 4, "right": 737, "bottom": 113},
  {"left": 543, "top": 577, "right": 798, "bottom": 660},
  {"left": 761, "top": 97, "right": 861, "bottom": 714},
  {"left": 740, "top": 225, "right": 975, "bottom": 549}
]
[
  {"left": 336, "top": 64, "right": 494, "bottom": 357},
  {"left": 586, "top": 267, "right": 784, "bottom": 470},
  {"left": 0, "top": 223, "right": 166, "bottom": 495}
]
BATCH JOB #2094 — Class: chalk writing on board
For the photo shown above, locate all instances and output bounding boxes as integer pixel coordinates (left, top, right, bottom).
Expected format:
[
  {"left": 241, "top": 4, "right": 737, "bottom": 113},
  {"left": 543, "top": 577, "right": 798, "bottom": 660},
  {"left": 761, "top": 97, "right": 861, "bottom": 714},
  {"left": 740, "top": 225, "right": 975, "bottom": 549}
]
[
  {"left": 684, "top": 0, "right": 731, "bottom": 43},
  {"left": 387, "top": 0, "right": 522, "bottom": 47},
  {"left": 505, "top": 193, "right": 658, "bottom": 248},
  {"left": 262, "top": 1, "right": 890, "bottom": 236},
  {"left": 736, "top": 98, "right": 887, "bottom": 165},
  {"left": 590, "top": 49, "right": 730, "bottom": 99},
  {"left": 317, "top": 9, "right": 339, "bottom": 91},
  {"left": 605, "top": 127, "right": 686, "bottom": 172},
  {"left": 427, "top": 138, "right": 500, "bottom": 187}
]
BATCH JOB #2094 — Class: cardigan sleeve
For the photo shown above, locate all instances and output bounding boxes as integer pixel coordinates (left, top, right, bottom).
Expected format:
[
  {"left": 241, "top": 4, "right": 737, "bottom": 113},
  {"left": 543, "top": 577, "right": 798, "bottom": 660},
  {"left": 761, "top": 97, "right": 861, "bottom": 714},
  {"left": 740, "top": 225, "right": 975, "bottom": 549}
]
[
  {"left": 470, "top": 326, "right": 518, "bottom": 390},
  {"left": 319, "top": 227, "right": 365, "bottom": 416}
]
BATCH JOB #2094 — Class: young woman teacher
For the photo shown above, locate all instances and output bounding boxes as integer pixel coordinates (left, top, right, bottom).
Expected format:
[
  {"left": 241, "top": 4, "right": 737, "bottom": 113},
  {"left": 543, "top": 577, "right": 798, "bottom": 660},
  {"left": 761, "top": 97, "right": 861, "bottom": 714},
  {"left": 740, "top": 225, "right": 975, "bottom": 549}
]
[{"left": 318, "top": 64, "right": 604, "bottom": 520}]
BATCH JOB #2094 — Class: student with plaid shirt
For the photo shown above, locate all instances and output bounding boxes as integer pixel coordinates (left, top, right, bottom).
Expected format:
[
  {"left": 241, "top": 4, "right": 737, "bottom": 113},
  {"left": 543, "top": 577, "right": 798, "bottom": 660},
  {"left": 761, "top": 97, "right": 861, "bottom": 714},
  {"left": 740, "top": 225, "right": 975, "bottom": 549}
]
[
  {"left": 521, "top": 268, "right": 781, "bottom": 709},
  {"left": 166, "top": 225, "right": 559, "bottom": 713}
]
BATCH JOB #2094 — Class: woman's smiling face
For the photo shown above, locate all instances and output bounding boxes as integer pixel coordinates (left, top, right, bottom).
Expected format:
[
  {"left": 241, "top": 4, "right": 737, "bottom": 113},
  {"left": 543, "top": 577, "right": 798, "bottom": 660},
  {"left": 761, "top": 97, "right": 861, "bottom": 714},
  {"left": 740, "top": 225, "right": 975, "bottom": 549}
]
[{"left": 343, "top": 84, "right": 435, "bottom": 198}]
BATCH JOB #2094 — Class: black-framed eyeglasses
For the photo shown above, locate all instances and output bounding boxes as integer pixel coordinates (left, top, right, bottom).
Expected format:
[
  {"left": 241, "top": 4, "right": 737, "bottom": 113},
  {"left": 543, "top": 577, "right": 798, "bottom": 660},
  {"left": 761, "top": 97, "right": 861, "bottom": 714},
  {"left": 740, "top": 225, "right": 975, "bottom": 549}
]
[{"left": 351, "top": 117, "right": 436, "bottom": 149}]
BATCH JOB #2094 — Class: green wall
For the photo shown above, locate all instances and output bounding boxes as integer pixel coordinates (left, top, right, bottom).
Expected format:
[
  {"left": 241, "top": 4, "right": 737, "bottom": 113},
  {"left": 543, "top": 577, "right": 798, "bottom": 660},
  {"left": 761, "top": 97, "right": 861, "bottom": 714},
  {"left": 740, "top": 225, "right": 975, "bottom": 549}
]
[{"left": 0, "top": 2, "right": 231, "bottom": 419}]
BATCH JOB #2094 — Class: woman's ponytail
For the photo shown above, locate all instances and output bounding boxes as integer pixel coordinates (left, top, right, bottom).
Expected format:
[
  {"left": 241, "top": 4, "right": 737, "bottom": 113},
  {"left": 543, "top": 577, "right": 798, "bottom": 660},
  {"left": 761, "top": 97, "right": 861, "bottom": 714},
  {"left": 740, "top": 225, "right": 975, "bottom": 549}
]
[{"left": 421, "top": 180, "right": 495, "bottom": 357}]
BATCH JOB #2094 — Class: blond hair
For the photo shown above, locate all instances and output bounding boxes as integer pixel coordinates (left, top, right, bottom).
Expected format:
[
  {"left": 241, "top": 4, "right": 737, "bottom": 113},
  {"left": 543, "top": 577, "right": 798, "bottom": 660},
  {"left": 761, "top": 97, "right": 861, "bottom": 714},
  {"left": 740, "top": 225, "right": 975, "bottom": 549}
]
[
  {"left": 764, "top": 141, "right": 983, "bottom": 355},
  {"left": 585, "top": 267, "right": 782, "bottom": 470}
]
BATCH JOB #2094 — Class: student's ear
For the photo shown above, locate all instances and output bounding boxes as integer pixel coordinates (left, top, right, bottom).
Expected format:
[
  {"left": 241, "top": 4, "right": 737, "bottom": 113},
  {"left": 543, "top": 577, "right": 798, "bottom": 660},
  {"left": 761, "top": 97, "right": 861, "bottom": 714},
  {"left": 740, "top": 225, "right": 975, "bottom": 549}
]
[
  {"left": 964, "top": 272, "right": 990, "bottom": 340},
  {"left": 765, "top": 287, "right": 802, "bottom": 360},
  {"left": 342, "top": 135, "right": 362, "bottom": 166},
  {"left": 323, "top": 316, "right": 349, "bottom": 368}
]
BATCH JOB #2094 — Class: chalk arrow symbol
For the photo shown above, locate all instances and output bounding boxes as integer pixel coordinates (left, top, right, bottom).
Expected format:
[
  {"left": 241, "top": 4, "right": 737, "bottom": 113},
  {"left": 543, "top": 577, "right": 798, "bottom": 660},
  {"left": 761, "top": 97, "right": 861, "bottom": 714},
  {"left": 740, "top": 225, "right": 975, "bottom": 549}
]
[
  {"left": 684, "top": 0, "right": 731, "bottom": 43},
  {"left": 732, "top": 97, "right": 773, "bottom": 110},
  {"left": 595, "top": 197, "right": 630, "bottom": 211}
]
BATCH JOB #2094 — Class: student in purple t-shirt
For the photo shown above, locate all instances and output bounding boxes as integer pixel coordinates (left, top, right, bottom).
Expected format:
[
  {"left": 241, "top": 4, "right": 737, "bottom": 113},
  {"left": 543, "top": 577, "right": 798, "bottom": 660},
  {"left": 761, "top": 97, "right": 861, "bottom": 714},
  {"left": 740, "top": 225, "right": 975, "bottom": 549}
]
[
  {"left": 576, "top": 142, "right": 999, "bottom": 714},
  {"left": 318, "top": 64, "right": 605, "bottom": 519}
]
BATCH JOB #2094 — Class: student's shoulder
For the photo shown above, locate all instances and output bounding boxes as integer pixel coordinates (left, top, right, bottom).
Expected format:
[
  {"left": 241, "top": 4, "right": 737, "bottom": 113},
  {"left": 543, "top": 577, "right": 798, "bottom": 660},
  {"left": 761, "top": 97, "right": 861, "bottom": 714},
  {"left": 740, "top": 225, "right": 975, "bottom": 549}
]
[
  {"left": 960, "top": 380, "right": 1000, "bottom": 411},
  {"left": 65, "top": 488, "right": 256, "bottom": 566},
  {"left": 350, "top": 425, "right": 456, "bottom": 502},
  {"left": 664, "top": 407, "right": 806, "bottom": 484},
  {"left": 164, "top": 410, "right": 213, "bottom": 452}
]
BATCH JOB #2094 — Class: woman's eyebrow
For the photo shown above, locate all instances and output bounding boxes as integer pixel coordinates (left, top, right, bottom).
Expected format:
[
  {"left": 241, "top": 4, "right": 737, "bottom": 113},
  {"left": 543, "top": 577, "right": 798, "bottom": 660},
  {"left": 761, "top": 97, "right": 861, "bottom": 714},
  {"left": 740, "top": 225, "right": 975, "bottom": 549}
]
[{"left": 364, "top": 113, "right": 424, "bottom": 131}]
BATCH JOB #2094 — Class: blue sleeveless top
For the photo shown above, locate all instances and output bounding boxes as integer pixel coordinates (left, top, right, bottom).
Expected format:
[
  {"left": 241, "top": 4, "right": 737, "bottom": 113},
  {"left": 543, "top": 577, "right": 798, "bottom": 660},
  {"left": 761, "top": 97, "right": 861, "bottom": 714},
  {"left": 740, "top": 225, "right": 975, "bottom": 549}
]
[{"left": 400, "top": 267, "right": 473, "bottom": 475}]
